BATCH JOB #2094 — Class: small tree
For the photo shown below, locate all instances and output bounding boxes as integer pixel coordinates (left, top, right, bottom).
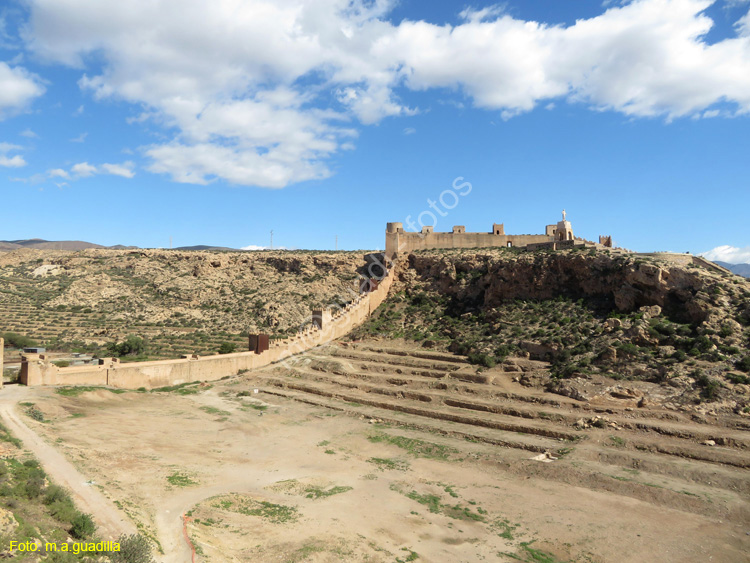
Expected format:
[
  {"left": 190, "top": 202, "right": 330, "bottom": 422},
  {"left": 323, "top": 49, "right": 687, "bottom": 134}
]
[
  {"left": 218, "top": 342, "right": 236, "bottom": 354},
  {"left": 107, "top": 335, "right": 145, "bottom": 357}
]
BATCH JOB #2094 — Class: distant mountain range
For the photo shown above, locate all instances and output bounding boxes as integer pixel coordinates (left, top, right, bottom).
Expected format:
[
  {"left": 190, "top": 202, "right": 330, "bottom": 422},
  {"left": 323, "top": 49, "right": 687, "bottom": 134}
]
[
  {"left": 715, "top": 261, "right": 750, "bottom": 278},
  {"left": 0, "top": 239, "right": 236, "bottom": 252}
]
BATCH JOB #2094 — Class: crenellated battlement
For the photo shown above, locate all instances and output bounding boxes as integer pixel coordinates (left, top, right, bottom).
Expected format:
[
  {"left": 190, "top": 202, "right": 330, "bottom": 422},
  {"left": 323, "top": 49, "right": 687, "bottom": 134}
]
[{"left": 386, "top": 211, "right": 611, "bottom": 259}]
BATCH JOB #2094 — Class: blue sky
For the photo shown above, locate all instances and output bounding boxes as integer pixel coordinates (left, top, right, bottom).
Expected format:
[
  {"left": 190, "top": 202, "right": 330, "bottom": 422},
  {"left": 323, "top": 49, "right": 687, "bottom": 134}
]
[{"left": 1, "top": 0, "right": 749, "bottom": 261}]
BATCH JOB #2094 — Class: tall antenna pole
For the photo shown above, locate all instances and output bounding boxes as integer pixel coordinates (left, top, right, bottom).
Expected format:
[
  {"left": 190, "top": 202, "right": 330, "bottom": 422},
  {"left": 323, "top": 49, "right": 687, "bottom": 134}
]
[
  {"left": 270, "top": 230, "right": 274, "bottom": 250},
  {"left": 335, "top": 235, "right": 338, "bottom": 251}
]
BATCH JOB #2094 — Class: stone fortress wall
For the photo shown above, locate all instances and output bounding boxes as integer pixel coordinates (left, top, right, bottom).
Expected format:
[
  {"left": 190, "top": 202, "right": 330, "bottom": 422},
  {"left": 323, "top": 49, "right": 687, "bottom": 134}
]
[
  {"left": 385, "top": 211, "right": 611, "bottom": 260},
  {"left": 18, "top": 261, "right": 395, "bottom": 389},
  {"left": 14, "top": 212, "right": 620, "bottom": 390}
]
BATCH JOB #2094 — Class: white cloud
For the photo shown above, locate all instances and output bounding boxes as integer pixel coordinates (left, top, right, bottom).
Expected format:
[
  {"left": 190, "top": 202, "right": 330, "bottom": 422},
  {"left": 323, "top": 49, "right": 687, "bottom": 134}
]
[
  {"left": 701, "top": 245, "right": 750, "bottom": 264},
  {"left": 70, "top": 161, "right": 135, "bottom": 178},
  {"left": 48, "top": 168, "right": 69, "bottom": 178},
  {"left": 0, "top": 142, "right": 26, "bottom": 167},
  {"left": 12, "top": 161, "right": 136, "bottom": 183},
  {"left": 0, "top": 62, "right": 45, "bottom": 118},
  {"left": 402, "top": 127, "right": 416, "bottom": 135},
  {"left": 70, "top": 132, "right": 88, "bottom": 142},
  {"left": 0, "top": 154, "right": 26, "bottom": 167},
  {"left": 100, "top": 162, "right": 135, "bottom": 178},
  {"left": 0, "top": 142, "right": 22, "bottom": 152},
  {"left": 71, "top": 162, "right": 97, "bottom": 177},
  {"left": 20, "top": 0, "right": 750, "bottom": 187},
  {"left": 241, "top": 244, "right": 288, "bottom": 250},
  {"left": 20, "top": 128, "right": 38, "bottom": 138}
]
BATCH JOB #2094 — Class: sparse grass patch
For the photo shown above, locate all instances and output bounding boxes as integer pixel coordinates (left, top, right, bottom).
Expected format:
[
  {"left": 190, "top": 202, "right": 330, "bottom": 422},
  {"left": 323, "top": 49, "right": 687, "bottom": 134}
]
[
  {"left": 367, "top": 457, "right": 410, "bottom": 471},
  {"left": 199, "top": 406, "right": 231, "bottom": 416},
  {"left": 368, "top": 433, "right": 458, "bottom": 460},
  {"left": 55, "top": 386, "right": 126, "bottom": 396},
  {"left": 152, "top": 381, "right": 209, "bottom": 394},
  {"left": 214, "top": 495, "right": 298, "bottom": 523},
  {"left": 25, "top": 405, "right": 45, "bottom": 422},
  {"left": 166, "top": 471, "right": 197, "bottom": 487},
  {"left": 303, "top": 485, "right": 353, "bottom": 500},
  {"left": 608, "top": 435, "right": 626, "bottom": 448},
  {"left": 396, "top": 548, "right": 420, "bottom": 562},
  {"left": 391, "top": 483, "right": 486, "bottom": 523},
  {"left": 493, "top": 518, "right": 519, "bottom": 540}
]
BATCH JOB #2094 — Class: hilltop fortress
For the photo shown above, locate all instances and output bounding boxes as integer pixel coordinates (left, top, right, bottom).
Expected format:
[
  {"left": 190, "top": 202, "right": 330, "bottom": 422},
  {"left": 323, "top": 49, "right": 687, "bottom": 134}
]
[{"left": 386, "top": 211, "right": 612, "bottom": 260}]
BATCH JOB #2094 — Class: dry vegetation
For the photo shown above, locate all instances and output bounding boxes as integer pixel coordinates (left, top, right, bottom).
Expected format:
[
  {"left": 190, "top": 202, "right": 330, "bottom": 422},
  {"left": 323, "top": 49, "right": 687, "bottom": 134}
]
[
  {"left": 0, "top": 248, "right": 363, "bottom": 361},
  {"left": 18, "top": 342, "right": 750, "bottom": 562},
  {"left": 351, "top": 248, "right": 750, "bottom": 414},
  {"left": 2, "top": 245, "right": 750, "bottom": 561}
]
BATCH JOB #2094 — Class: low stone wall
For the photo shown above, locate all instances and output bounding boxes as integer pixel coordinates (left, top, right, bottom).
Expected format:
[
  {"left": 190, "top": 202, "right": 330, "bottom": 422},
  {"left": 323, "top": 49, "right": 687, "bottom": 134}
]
[{"left": 19, "top": 267, "right": 395, "bottom": 389}]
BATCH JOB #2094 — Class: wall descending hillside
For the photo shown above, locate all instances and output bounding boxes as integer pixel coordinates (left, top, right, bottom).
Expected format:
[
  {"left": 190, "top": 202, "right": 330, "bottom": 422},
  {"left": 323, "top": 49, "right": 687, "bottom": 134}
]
[{"left": 20, "top": 267, "right": 395, "bottom": 389}]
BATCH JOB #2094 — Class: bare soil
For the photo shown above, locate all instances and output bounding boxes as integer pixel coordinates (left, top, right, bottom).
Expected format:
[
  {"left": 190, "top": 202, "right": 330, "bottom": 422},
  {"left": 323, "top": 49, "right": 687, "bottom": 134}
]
[{"left": 7, "top": 342, "right": 750, "bottom": 562}]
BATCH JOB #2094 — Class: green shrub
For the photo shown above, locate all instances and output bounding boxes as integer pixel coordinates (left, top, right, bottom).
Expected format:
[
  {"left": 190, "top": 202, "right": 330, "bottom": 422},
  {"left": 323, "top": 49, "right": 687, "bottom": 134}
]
[
  {"left": 737, "top": 356, "right": 750, "bottom": 373},
  {"left": 693, "top": 371, "right": 721, "bottom": 400},
  {"left": 110, "top": 534, "right": 155, "bottom": 563},
  {"left": 1, "top": 332, "right": 36, "bottom": 349},
  {"left": 467, "top": 353, "right": 496, "bottom": 368},
  {"left": 218, "top": 342, "right": 236, "bottom": 354},
  {"left": 70, "top": 512, "right": 96, "bottom": 539},
  {"left": 107, "top": 335, "right": 145, "bottom": 357},
  {"left": 26, "top": 406, "right": 44, "bottom": 422},
  {"left": 43, "top": 484, "right": 70, "bottom": 505},
  {"left": 726, "top": 372, "right": 750, "bottom": 385},
  {"left": 48, "top": 498, "right": 79, "bottom": 523},
  {"left": 671, "top": 350, "right": 687, "bottom": 362}
]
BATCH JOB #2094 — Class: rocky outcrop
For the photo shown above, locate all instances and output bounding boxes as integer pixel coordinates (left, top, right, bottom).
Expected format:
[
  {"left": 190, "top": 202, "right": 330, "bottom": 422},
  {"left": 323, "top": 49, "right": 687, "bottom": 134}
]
[{"left": 405, "top": 251, "right": 744, "bottom": 326}]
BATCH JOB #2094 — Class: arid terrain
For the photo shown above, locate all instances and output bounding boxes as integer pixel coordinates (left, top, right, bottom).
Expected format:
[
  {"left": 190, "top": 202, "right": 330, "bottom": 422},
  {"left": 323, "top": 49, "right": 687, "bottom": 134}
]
[
  {"left": 4, "top": 339, "right": 747, "bottom": 562},
  {"left": 1, "top": 246, "right": 749, "bottom": 562},
  {"left": 0, "top": 248, "right": 364, "bottom": 360}
]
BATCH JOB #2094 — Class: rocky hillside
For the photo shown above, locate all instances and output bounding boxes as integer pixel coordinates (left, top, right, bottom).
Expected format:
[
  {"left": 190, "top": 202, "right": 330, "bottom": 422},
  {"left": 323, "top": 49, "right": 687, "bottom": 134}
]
[
  {"left": 352, "top": 247, "right": 750, "bottom": 411},
  {"left": 0, "top": 248, "right": 365, "bottom": 359}
]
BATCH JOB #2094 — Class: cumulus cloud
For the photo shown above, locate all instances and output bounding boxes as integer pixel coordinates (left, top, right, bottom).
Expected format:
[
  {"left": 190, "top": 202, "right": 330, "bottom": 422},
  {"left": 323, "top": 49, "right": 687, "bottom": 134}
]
[
  {"left": 20, "top": 0, "right": 750, "bottom": 187},
  {"left": 701, "top": 245, "right": 750, "bottom": 263},
  {"left": 71, "top": 162, "right": 97, "bottom": 177},
  {"left": 0, "top": 154, "right": 26, "bottom": 167},
  {"left": 0, "top": 142, "right": 26, "bottom": 167},
  {"left": 70, "top": 161, "right": 135, "bottom": 179},
  {"left": 48, "top": 168, "right": 69, "bottom": 178},
  {"left": 0, "top": 61, "right": 45, "bottom": 118},
  {"left": 100, "top": 162, "right": 135, "bottom": 178}
]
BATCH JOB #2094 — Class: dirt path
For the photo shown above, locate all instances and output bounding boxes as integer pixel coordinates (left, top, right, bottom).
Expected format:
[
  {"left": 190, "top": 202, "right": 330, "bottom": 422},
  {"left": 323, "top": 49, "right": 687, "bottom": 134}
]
[{"left": 0, "top": 385, "right": 137, "bottom": 540}]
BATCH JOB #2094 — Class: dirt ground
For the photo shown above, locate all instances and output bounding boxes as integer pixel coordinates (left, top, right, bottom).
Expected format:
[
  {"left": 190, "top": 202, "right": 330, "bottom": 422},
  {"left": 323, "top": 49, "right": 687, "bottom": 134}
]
[{"left": 5, "top": 343, "right": 750, "bottom": 563}]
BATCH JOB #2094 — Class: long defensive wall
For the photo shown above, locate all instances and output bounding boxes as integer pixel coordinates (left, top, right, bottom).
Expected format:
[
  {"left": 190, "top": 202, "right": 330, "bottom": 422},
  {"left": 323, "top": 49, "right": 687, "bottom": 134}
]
[{"left": 19, "top": 264, "right": 395, "bottom": 390}]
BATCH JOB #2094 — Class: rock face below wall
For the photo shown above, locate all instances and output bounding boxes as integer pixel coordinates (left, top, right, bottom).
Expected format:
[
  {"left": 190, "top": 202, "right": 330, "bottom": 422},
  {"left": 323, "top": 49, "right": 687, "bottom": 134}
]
[{"left": 404, "top": 250, "right": 745, "bottom": 326}]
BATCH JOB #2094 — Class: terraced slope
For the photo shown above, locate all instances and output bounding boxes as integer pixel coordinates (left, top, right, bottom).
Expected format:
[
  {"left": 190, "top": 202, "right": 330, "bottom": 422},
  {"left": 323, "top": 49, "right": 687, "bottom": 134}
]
[
  {"left": 251, "top": 342, "right": 750, "bottom": 524},
  {"left": 0, "top": 248, "right": 364, "bottom": 359}
]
